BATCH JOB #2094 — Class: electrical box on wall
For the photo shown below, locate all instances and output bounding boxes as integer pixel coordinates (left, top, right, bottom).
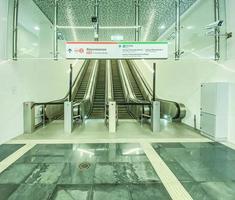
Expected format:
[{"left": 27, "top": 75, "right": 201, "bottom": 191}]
[
  {"left": 200, "top": 82, "right": 235, "bottom": 141},
  {"left": 200, "top": 82, "right": 229, "bottom": 140}
]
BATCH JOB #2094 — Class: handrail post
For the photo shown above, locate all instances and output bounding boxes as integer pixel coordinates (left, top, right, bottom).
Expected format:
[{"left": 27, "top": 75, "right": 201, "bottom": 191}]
[
  {"left": 64, "top": 101, "right": 73, "bottom": 133},
  {"left": 64, "top": 64, "right": 73, "bottom": 134},
  {"left": 151, "top": 101, "right": 160, "bottom": 132},
  {"left": 23, "top": 102, "right": 35, "bottom": 134},
  {"left": 109, "top": 101, "right": 116, "bottom": 133},
  {"left": 42, "top": 105, "right": 46, "bottom": 127},
  {"left": 69, "top": 64, "right": 73, "bottom": 102}
]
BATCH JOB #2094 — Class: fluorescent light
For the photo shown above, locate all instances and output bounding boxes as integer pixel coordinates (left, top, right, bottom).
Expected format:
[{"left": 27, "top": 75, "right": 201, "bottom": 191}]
[
  {"left": 186, "top": 26, "right": 194, "bottom": 30},
  {"left": 159, "top": 25, "right": 166, "bottom": 30},
  {"left": 57, "top": 25, "right": 140, "bottom": 30},
  {"left": 111, "top": 35, "right": 124, "bottom": 41},
  {"left": 34, "top": 26, "right": 40, "bottom": 31}
]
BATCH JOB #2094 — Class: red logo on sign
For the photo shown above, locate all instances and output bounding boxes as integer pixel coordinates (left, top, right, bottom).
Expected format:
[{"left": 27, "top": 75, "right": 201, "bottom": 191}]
[{"left": 78, "top": 48, "right": 84, "bottom": 54}]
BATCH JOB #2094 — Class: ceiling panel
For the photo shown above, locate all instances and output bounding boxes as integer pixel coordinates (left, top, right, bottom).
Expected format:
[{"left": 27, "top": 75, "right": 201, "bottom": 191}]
[{"left": 32, "top": 0, "right": 198, "bottom": 41}]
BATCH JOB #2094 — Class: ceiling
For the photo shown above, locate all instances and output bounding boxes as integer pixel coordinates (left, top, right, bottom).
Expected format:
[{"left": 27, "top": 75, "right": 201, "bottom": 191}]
[{"left": 33, "top": 0, "right": 198, "bottom": 41}]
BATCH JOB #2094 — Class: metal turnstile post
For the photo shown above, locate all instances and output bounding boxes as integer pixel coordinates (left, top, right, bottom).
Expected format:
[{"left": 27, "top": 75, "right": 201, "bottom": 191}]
[
  {"left": 64, "top": 101, "right": 73, "bottom": 133},
  {"left": 109, "top": 101, "right": 116, "bottom": 133},
  {"left": 23, "top": 102, "right": 35, "bottom": 134},
  {"left": 151, "top": 101, "right": 160, "bottom": 132}
]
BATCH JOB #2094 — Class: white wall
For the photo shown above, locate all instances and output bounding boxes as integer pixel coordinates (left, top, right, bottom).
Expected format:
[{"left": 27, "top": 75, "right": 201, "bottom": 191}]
[
  {"left": 134, "top": 0, "right": 235, "bottom": 143},
  {"left": 0, "top": 0, "right": 83, "bottom": 144}
]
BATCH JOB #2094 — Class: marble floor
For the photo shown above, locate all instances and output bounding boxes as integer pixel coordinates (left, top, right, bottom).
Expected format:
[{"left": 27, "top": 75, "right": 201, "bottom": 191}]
[
  {"left": 0, "top": 144, "right": 24, "bottom": 162},
  {"left": 1, "top": 120, "right": 235, "bottom": 199},
  {"left": 0, "top": 143, "right": 171, "bottom": 200},
  {"left": 152, "top": 142, "right": 235, "bottom": 200}
]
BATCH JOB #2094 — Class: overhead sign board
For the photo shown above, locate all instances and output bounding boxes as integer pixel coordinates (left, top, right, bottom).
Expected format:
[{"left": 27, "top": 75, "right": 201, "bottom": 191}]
[{"left": 66, "top": 41, "right": 168, "bottom": 59}]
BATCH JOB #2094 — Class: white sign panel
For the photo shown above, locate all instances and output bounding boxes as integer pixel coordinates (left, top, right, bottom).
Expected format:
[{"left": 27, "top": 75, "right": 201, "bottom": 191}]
[{"left": 66, "top": 41, "right": 168, "bottom": 59}]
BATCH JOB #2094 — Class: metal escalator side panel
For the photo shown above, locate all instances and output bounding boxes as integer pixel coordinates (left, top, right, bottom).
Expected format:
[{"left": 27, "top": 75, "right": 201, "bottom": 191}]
[
  {"left": 45, "top": 60, "right": 90, "bottom": 121},
  {"left": 127, "top": 60, "right": 186, "bottom": 121}
]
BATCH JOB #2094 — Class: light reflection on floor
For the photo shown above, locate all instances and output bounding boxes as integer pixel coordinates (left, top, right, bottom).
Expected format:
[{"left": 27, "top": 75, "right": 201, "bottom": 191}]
[
  {"left": 0, "top": 143, "right": 171, "bottom": 200},
  {"left": 152, "top": 142, "right": 235, "bottom": 200}
]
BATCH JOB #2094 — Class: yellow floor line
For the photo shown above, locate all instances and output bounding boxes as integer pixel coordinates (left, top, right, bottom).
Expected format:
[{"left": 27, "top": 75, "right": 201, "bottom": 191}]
[
  {"left": 141, "top": 142, "right": 193, "bottom": 200},
  {"left": 0, "top": 144, "right": 36, "bottom": 174}
]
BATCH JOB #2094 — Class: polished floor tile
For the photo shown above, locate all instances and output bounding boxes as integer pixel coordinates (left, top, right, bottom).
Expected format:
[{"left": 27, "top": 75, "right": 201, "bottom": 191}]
[
  {"left": 0, "top": 184, "right": 19, "bottom": 200},
  {"left": 7, "top": 184, "right": 56, "bottom": 200},
  {"left": 130, "top": 184, "right": 171, "bottom": 200},
  {"left": 0, "top": 144, "right": 24, "bottom": 162},
  {"left": 152, "top": 142, "right": 235, "bottom": 199},
  {"left": 92, "top": 184, "right": 131, "bottom": 200},
  {"left": 0, "top": 143, "right": 171, "bottom": 200},
  {"left": 51, "top": 185, "right": 91, "bottom": 200}
]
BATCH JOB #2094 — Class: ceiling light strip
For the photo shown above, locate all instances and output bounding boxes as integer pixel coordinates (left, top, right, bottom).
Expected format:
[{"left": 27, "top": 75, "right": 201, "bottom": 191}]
[{"left": 57, "top": 25, "right": 141, "bottom": 30}]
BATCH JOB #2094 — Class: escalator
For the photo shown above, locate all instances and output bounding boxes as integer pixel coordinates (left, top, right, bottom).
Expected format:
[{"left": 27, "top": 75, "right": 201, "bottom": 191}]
[
  {"left": 126, "top": 60, "right": 186, "bottom": 121},
  {"left": 111, "top": 60, "right": 132, "bottom": 119},
  {"left": 45, "top": 61, "right": 94, "bottom": 121},
  {"left": 90, "top": 60, "right": 106, "bottom": 119},
  {"left": 74, "top": 63, "right": 93, "bottom": 102},
  {"left": 124, "top": 61, "right": 145, "bottom": 101}
]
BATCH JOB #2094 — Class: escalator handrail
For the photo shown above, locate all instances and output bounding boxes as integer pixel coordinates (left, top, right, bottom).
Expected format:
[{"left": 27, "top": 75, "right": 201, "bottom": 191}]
[
  {"left": 129, "top": 60, "right": 181, "bottom": 105},
  {"left": 31, "top": 60, "right": 88, "bottom": 108},
  {"left": 129, "top": 60, "right": 186, "bottom": 119},
  {"left": 127, "top": 60, "right": 153, "bottom": 100},
  {"left": 105, "top": 60, "right": 114, "bottom": 103},
  {"left": 73, "top": 60, "right": 99, "bottom": 107},
  {"left": 118, "top": 60, "right": 149, "bottom": 104}
]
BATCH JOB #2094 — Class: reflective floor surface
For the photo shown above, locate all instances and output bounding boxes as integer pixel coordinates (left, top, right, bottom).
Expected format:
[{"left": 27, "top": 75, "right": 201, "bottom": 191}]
[
  {"left": 0, "top": 143, "right": 171, "bottom": 200},
  {"left": 152, "top": 142, "right": 235, "bottom": 200},
  {"left": 0, "top": 144, "right": 24, "bottom": 162}
]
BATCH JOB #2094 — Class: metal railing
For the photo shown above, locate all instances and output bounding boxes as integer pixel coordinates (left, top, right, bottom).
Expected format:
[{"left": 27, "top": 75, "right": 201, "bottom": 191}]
[{"left": 24, "top": 60, "right": 90, "bottom": 132}]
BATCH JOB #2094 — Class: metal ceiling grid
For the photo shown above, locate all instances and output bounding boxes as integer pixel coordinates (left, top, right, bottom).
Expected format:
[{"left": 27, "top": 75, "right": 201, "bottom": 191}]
[{"left": 32, "top": 0, "right": 198, "bottom": 41}]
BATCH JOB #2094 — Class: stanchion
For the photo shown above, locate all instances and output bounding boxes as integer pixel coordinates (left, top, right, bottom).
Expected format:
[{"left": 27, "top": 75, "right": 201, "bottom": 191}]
[
  {"left": 109, "top": 101, "right": 116, "bottom": 133},
  {"left": 23, "top": 102, "right": 35, "bottom": 134},
  {"left": 151, "top": 101, "right": 160, "bottom": 132}
]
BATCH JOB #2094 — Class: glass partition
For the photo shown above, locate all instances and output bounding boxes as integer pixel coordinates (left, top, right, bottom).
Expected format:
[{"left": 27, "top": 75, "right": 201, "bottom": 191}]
[
  {"left": 10, "top": 0, "right": 228, "bottom": 60},
  {"left": 16, "top": 0, "right": 53, "bottom": 59},
  {"left": 180, "top": 0, "right": 227, "bottom": 61}
]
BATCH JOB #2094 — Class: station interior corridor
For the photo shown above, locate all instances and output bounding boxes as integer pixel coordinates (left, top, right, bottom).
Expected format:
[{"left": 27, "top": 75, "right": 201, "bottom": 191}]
[{"left": 1, "top": 0, "right": 235, "bottom": 199}]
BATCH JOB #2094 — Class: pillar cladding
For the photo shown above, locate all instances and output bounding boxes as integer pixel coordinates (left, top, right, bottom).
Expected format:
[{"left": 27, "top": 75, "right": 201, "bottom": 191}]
[
  {"left": 13, "top": 0, "right": 19, "bottom": 60},
  {"left": 214, "top": 0, "right": 220, "bottom": 61},
  {"left": 151, "top": 101, "right": 160, "bottom": 133},
  {"left": 64, "top": 101, "right": 73, "bottom": 133},
  {"left": 53, "top": 0, "right": 58, "bottom": 60},
  {"left": 23, "top": 102, "right": 35, "bottom": 134},
  {"left": 135, "top": 0, "right": 140, "bottom": 41}
]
